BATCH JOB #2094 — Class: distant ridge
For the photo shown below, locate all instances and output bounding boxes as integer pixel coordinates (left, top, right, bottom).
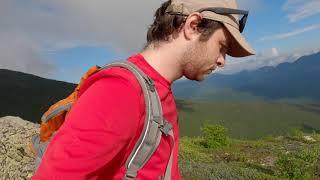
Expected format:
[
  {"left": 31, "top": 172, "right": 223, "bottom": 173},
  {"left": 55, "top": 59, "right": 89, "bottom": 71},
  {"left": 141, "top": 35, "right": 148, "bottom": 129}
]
[{"left": 173, "top": 52, "right": 320, "bottom": 102}]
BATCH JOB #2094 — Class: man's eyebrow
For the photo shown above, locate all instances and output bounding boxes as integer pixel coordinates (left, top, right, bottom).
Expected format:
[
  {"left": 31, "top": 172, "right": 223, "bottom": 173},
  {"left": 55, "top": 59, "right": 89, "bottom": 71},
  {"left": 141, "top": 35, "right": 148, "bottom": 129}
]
[{"left": 220, "top": 40, "right": 229, "bottom": 50}]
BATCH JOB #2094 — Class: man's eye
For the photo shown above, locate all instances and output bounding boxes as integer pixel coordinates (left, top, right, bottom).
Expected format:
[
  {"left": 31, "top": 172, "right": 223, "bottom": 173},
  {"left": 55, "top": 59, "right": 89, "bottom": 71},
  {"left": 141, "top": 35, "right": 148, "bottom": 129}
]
[{"left": 221, "top": 45, "right": 227, "bottom": 53}]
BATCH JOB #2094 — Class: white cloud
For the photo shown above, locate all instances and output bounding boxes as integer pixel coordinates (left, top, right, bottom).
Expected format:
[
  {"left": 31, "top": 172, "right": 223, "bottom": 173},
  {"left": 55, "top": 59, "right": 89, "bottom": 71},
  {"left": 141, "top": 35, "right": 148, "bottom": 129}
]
[
  {"left": 217, "top": 48, "right": 320, "bottom": 75},
  {"left": 259, "top": 24, "right": 320, "bottom": 41},
  {"left": 1, "top": 0, "right": 261, "bottom": 53},
  {"left": 283, "top": 0, "right": 320, "bottom": 22},
  {"left": 0, "top": 0, "right": 164, "bottom": 76},
  {"left": 0, "top": 0, "right": 317, "bottom": 79},
  {"left": 271, "top": 48, "right": 279, "bottom": 57},
  {"left": 1, "top": 0, "right": 163, "bottom": 52},
  {"left": 0, "top": 31, "right": 56, "bottom": 77}
]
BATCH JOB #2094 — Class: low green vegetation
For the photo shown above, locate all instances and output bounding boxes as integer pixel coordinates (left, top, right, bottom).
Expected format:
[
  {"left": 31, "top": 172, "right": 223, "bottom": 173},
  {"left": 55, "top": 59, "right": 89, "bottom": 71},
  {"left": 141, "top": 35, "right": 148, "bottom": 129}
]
[{"left": 179, "top": 124, "right": 320, "bottom": 179}]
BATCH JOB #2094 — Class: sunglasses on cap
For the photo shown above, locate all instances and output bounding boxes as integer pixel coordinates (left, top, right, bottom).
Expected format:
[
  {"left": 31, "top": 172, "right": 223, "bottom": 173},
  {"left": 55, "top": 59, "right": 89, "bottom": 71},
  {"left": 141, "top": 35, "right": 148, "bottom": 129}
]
[{"left": 196, "top": 7, "right": 249, "bottom": 33}]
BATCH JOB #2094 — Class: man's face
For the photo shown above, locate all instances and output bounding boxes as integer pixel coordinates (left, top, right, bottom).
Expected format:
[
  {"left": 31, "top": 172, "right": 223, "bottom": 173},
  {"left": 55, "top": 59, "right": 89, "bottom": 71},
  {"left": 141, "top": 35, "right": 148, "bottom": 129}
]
[{"left": 182, "top": 27, "right": 231, "bottom": 81}]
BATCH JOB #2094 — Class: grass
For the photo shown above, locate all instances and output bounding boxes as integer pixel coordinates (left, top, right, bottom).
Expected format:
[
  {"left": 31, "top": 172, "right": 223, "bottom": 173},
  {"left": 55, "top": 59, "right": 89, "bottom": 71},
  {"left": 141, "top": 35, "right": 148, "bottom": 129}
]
[
  {"left": 179, "top": 126, "right": 320, "bottom": 179},
  {"left": 177, "top": 99, "right": 320, "bottom": 139}
]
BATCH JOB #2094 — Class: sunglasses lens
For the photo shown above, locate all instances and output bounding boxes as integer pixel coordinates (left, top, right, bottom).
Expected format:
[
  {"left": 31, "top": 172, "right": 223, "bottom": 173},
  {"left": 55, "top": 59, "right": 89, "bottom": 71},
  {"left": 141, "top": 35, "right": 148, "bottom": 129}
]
[
  {"left": 197, "top": 8, "right": 249, "bottom": 33},
  {"left": 239, "top": 15, "right": 248, "bottom": 33}
]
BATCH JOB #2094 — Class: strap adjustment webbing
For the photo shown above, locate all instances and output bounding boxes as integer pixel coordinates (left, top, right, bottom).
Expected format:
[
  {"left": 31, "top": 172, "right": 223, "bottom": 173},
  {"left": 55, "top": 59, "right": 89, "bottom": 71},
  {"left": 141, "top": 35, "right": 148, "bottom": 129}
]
[
  {"left": 144, "top": 76, "right": 155, "bottom": 92},
  {"left": 159, "top": 121, "right": 173, "bottom": 136}
]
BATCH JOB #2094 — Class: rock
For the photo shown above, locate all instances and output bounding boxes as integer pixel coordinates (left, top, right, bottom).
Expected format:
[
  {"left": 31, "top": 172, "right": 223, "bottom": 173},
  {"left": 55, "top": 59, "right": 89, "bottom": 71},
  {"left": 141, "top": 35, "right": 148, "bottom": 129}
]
[
  {"left": 303, "top": 135, "right": 316, "bottom": 143},
  {"left": 261, "top": 156, "right": 276, "bottom": 167},
  {"left": 0, "top": 116, "right": 38, "bottom": 179}
]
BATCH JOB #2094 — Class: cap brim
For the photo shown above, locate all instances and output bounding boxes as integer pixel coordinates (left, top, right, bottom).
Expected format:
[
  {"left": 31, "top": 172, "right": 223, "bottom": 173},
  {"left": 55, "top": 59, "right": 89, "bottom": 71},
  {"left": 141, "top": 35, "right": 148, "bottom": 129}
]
[{"left": 223, "top": 23, "right": 255, "bottom": 57}]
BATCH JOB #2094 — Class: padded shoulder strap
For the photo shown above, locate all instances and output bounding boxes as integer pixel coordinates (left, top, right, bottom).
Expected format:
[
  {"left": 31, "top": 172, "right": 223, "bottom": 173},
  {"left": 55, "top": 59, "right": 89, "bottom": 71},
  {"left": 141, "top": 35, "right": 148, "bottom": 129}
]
[{"left": 101, "top": 61, "right": 173, "bottom": 179}]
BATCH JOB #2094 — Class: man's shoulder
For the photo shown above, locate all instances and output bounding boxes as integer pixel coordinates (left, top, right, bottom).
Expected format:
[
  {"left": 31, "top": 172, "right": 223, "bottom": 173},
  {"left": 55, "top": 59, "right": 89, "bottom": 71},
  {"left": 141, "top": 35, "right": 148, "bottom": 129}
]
[{"left": 79, "top": 64, "right": 143, "bottom": 97}]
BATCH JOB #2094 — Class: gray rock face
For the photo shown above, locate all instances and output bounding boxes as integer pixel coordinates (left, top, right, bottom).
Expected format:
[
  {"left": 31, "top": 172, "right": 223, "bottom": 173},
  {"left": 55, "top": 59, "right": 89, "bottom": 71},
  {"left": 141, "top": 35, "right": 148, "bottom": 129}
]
[{"left": 0, "top": 116, "right": 39, "bottom": 179}]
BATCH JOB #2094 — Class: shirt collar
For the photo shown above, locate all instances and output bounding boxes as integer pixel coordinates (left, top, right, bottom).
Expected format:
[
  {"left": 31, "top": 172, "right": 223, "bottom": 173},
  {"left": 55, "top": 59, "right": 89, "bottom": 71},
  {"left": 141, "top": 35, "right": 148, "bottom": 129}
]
[{"left": 127, "top": 54, "right": 172, "bottom": 90}]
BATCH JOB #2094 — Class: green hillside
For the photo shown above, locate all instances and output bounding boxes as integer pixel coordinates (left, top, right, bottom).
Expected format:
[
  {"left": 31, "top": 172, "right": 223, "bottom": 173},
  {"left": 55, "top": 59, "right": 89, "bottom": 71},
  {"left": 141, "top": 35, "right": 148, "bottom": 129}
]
[
  {"left": 179, "top": 125, "right": 320, "bottom": 179},
  {"left": 177, "top": 99, "right": 320, "bottom": 139}
]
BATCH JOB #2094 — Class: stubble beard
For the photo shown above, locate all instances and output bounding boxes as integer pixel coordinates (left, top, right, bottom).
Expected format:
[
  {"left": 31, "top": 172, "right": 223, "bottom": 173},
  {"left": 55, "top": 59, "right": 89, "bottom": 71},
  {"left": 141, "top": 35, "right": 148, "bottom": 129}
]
[{"left": 181, "top": 41, "right": 208, "bottom": 81}]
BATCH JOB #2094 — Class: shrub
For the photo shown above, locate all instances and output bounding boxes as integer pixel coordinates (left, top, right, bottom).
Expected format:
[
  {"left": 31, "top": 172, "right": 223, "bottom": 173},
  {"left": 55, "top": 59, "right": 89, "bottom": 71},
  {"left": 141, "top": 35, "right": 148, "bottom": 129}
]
[
  {"left": 287, "top": 128, "right": 304, "bottom": 141},
  {"left": 179, "top": 137, "right": 210, "bottom": 162},
  {"left": 276, "top": 148, "right": 320, "bottom": 179},
  {"left": 179, "top": 160, "right": 273, "bottom": 180},
  {"left": 200, "top": 124, "right": 229, "bottom": 149},
  {"left": 276, "top": 152, "right": 308, "bottom": 179}
]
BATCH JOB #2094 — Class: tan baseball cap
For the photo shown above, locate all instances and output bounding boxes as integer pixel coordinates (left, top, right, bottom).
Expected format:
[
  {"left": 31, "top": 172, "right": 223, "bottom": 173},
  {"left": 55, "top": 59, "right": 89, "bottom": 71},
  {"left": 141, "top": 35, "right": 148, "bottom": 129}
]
[{"left": 165, "top": 0, "right": 255, "bottom": 57}]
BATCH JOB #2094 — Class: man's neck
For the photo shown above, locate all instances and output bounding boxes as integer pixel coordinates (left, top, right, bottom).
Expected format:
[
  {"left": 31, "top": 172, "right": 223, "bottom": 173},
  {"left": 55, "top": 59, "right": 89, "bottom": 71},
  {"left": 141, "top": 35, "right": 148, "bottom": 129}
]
[{"left": 140, "top": 43, "right": 184, "bottom": 83}]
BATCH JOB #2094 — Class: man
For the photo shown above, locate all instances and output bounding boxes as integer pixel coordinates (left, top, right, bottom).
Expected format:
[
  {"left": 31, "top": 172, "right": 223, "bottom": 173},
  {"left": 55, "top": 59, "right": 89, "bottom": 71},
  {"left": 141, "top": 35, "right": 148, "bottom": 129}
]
[{"left": 32, "top": 0, "right": 254, "bottom": 179}]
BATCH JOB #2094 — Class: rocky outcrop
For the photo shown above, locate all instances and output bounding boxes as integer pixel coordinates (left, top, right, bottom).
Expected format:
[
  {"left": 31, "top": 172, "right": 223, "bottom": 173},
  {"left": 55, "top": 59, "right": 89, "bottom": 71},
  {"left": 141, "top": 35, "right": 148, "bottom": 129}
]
[{"left": 0, "top": 116, "right": 39, "bottom": 179}]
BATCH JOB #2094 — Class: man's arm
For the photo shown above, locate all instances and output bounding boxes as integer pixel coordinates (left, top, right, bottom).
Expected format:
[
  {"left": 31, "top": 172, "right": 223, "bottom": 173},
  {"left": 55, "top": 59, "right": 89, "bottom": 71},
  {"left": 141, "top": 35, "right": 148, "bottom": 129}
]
[{"left": 32, "top": 76, "right": 143, "bottom": 179}]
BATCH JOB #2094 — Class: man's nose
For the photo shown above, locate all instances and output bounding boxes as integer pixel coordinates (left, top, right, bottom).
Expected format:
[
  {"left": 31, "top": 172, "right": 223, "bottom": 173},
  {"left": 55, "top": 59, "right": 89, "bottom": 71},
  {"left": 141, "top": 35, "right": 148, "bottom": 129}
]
[{"left": 216, "top": 54, "right": 226, "bottom": 68}]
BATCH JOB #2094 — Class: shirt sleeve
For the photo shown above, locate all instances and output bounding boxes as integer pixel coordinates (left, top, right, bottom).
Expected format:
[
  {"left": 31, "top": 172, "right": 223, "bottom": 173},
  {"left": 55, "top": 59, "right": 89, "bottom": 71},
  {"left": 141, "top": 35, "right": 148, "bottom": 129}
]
[{"left": 32, "top": 76, "right": 143, "bottom": 179}]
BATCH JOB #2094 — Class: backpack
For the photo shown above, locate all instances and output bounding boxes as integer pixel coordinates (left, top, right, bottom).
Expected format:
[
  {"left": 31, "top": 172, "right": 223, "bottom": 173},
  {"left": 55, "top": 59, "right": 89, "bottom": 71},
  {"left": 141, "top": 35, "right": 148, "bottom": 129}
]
[{"left": 29, "top": 61, "right": 175, "bottom": 180}]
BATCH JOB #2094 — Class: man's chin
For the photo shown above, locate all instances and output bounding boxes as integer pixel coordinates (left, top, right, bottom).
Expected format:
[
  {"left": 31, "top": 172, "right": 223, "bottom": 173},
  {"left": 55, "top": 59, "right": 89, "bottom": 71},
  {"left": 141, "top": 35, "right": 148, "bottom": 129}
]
[
  {"left": 184, "top": 75, "right": 200, "bottom": 81},
  {"left": 184, "top": 73, "right": 210, "bottom": 81},
  {"left": 201, "top": 74, "right": 210, "bottom": 81},
  {"left": 191, "top": 76, "right": 207, "bottom": 81}
]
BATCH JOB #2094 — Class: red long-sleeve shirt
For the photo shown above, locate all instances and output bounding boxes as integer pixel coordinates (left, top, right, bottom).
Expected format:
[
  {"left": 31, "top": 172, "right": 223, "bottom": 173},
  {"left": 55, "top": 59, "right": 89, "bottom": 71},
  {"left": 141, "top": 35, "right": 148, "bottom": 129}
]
[{"left": 32, "top": 54, "right": 181, "bottom": 179}]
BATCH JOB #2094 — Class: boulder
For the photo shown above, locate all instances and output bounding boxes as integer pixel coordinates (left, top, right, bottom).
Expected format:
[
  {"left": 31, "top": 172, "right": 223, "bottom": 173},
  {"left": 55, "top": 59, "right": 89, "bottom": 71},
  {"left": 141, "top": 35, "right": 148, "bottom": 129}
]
[{"left": 0, "top": 116, "right": 39, "bottom": 179}]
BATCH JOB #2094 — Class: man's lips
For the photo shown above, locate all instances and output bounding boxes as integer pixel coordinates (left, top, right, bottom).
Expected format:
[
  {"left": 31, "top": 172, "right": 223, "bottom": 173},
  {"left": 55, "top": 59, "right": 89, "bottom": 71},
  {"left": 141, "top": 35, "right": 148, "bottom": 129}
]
[
  {"left": 209, "top": 66, "right": 217, "bottom": 72},
  {"left": 205, "top": 67, "right": 216, "bottom": 74}
]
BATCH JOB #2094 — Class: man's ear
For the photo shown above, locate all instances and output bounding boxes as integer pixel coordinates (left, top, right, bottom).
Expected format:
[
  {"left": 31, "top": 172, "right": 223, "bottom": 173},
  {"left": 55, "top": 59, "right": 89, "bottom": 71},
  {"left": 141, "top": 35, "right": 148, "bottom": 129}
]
[{"left": 183, "top": 12, "right": 203, "bottom": 41}]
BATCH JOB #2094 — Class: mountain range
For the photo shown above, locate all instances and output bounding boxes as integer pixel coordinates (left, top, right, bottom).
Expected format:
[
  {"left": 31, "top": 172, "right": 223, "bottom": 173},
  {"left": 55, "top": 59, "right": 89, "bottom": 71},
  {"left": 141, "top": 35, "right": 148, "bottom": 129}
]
[
  {"left": 1, "top": 52, "right": 319, "bottom": 123},
  {"left": 172, "top": 52, "right": 320, "bottom": 102}
]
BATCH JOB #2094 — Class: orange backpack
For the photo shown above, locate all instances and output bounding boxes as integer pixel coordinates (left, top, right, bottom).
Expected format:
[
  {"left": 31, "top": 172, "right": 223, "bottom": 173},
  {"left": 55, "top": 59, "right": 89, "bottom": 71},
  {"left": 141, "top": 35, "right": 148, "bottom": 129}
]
[{"left": 38, "top": 65, "right": 99, "bottom": 142}]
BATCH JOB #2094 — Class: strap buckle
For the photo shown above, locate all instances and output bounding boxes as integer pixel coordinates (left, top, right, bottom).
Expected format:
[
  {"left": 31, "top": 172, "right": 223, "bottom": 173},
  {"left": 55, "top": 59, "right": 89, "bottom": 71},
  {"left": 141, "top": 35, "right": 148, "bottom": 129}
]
[
  {"left": 159, "top": 121, "right": 173, "bottom": 136},
  {"left": 124, "top": 172, "right": 137, "bottom": 180}
]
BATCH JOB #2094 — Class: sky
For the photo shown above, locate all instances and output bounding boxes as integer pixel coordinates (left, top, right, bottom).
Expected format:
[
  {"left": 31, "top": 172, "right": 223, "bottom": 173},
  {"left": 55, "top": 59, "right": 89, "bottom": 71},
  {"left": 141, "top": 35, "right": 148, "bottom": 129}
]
[{"left": 0, "top": 0, "right": 320, "bottom": 83}]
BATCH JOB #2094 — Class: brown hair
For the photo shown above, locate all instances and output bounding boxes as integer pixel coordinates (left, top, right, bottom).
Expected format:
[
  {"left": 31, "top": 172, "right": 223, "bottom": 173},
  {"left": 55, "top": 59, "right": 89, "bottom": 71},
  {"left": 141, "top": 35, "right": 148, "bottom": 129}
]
[{"left": 144, "top": 0, "right": 223, "bottom": 48}]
